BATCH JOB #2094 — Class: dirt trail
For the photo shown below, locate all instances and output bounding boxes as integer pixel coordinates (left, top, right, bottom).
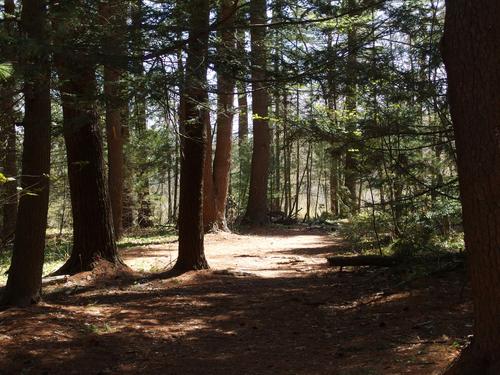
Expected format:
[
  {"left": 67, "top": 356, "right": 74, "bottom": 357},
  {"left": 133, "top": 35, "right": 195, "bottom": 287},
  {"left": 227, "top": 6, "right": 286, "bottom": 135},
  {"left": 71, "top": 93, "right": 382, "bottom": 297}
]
[
  {"left": 0, "top": 227, "right": 471, "bottom": 375},
  {"left": 123, "top": 226, "right": 336, "bottom": 277}
]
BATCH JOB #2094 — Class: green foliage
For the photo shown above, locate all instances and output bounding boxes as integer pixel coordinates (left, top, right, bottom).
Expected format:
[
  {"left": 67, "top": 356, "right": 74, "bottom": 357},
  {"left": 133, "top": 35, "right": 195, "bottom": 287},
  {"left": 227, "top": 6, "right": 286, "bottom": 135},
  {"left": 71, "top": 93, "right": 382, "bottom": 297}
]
[
  {"left": 338, "top": 211, "right": 394, "bottom": 252},
  {"left": 0, "top": 234, "right": 71, "bottom": 286},
  {"left": 0, "top": 63, "right": 13, "bottom": 81},
  {"left": 118, "top": 226, "right": 177, "bottom": 249}
]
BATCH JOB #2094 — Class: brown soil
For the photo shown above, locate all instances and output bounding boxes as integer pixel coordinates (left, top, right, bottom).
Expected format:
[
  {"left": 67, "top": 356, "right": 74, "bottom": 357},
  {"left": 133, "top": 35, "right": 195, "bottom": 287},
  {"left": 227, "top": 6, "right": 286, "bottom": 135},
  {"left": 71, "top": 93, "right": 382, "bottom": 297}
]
[{"left": 0, "top": 226, "right": 472, "bottom": 375}]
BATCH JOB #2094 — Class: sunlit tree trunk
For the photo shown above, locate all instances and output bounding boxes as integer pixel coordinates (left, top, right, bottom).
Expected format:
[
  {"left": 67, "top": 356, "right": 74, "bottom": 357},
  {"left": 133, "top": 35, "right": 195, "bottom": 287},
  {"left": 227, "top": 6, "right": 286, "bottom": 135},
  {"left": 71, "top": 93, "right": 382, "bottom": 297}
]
[
  {"left": 206, "top": 0, "right": 237, "bottom": 232},
  {"left": 243, "top": 0, "right": 271, "bottom": 225}
]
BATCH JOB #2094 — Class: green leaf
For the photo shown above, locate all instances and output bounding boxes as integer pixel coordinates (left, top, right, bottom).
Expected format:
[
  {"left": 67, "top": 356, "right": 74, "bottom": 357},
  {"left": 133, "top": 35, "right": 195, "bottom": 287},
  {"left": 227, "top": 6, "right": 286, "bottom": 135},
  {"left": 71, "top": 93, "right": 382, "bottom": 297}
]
[{"left": 0, "top": 63, "right": 13, "bottom": 81}]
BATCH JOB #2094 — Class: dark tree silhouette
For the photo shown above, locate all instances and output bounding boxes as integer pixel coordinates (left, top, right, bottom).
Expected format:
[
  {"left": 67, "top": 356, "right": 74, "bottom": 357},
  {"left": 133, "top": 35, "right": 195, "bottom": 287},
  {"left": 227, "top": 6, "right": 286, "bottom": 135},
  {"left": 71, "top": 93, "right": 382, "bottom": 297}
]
[
  {"left": 1, "top": 0, "right": 51, "bottom": 307},
  {"left": 174, "top": 0, "right": 210, "bottom": 271},
  {"left": 442, "top": 0, "right": 500, "bottom": 373},
  {"left": 53, "top": 0, "right": 123, "bottom": 275}
]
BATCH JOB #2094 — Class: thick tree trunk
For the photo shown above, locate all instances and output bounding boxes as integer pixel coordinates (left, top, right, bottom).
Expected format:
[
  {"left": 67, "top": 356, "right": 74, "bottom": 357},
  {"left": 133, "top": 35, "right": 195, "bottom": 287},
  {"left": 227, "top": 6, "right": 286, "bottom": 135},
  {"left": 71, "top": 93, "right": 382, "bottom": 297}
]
[
  {"left": 1, "top": 0, "right": 51, "bottom": 307},
  {"left": 1, "top": 0, "right": 18, "bottom": 243},
  {"left": 174, "top": 0, "right": 210, "bottom": 272},
  {"left": 243, "top": 0, "right": 271, "bottom": 226},
  {"left": 53, "top": 3, "right": 122, "bottom": 275},
  {"left": 101, "top": 0, "right": 127, "bottom": 240},
  {"left": 207, "top": 0, "right": 237, "bottom": 232},
  {"left": 441, "top": 1, "right": 500, "bottom": 373},
  {"left": 56, "top": 63, "right": 122, "bottom": 274}
]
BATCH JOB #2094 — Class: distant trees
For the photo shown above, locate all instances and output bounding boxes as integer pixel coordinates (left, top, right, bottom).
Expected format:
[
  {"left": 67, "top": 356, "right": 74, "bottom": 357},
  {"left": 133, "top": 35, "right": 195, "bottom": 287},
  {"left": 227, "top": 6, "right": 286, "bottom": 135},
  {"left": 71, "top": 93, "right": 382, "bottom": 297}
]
[
  {"left": 442, "top": 1, "right": 500, "bottom": 373},
  {"left": 243, "top": 0, "right": 271, "bottom": 226},
  {"left": 0, "top": 0, "right": 17, "bottom": 242},
  {"left": 131, "top": 0, "right": 153, "bottom": 229},
  {"left": 1, "top": 0, "right": 51, "bottom": 306},
  {"left": 343, "top": 0, "right": 359, "bottom": 214},
  {"left": 174, "top": 0, "right": 210, "bottom": 271}
]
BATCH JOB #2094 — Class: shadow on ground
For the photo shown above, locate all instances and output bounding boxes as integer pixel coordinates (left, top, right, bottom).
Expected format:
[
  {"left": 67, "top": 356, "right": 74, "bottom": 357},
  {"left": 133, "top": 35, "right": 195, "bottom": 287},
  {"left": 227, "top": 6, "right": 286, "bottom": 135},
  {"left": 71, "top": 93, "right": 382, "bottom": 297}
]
[{"left": 0, "top": 265, "right": 471, "bottom": 375}]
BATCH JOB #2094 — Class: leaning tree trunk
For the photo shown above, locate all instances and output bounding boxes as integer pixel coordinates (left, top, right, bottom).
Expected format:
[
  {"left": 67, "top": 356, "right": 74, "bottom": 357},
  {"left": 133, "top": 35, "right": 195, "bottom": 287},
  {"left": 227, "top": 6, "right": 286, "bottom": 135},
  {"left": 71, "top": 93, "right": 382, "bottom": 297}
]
[
  {"left": 174, "top": 0, "right": 210, "bottom": 272},
  {"left": 53, "top": 2, "right": 122, "bottom": 275},
  {"left": 1, "top": 0, "right": 51, "bottom": 307},
  {"left": 100, "top": 0, "right": 127, "bottom": 240},
  {"left": 243, "top": 0, "right": 271, "bottom": 226},
  {"left": 441, "top": 1, "right": 500, "bottom": 374}
]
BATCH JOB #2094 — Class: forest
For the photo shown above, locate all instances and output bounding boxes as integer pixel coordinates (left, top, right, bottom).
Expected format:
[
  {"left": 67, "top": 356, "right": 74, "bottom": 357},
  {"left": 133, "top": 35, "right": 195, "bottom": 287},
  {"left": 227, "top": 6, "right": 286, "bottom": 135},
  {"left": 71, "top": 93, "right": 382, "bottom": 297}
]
[{"left": 0, "top": 0, "right": 499, "bottom": 374}]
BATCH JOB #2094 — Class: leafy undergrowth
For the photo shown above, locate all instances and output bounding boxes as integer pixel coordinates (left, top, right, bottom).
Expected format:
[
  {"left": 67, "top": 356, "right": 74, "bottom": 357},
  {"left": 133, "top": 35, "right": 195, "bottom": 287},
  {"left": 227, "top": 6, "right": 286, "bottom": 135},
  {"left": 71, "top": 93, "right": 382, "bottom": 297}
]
[{"left": 0, "top": 226, "right": 178, "bottom": 286}]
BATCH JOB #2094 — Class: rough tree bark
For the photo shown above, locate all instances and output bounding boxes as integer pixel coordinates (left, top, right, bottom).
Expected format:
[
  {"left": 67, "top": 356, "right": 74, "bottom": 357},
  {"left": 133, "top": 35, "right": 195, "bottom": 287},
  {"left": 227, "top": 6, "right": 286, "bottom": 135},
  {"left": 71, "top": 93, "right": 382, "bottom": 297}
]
[
  {"left": 1, "top": 0, "right": 18, "bottom": 243},
  {"left": 243, "top": 0, "right": 271, "bottom": 226},
  {"left": 174, "top": 0, "right": 210, "bottom": 271},
  {"left": 204, "top": 0, "right": 237, "bottom": 232},
  {"left": 100, "top": 0, "right": 127, "bottom": 239},
  {"left": 53, "top": 1, "right": 123, "bottom": 275},
  {"left": 441, "top": 1, "right": 500, "bottom": 374},
  {"left": 1, "top": 0, "right": 51, "bottom": 307}
]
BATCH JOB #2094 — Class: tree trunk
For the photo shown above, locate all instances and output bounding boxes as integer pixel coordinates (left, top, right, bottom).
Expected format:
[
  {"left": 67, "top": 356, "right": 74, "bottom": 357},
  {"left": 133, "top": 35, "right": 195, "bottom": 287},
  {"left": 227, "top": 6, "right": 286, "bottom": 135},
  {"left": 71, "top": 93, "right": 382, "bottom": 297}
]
[
  {"left": 53, "top": 3, "right": 122, "bottom": 275},
  {"left": 174, "top": 0, "right": 210, "bottom": 272},
  {"left": 101, "top": 0, "right": 127, "bottom": 240},
  {"left": 1, "top": 0, "right": 18, "bottom": 243},
  {"left": 203, "top": 106, "right": 216, "bottom": 231},
  {"left": 441, "top": 1, "right": 500, "bottom": 373},
  {"left": 208, "top": 0, "right": 237, "bottom": 232},
  {"left": 243, "top": 0, "right": 271, "bottom": 226},
  {"left": 1, "top": 0, "right": 51, "bottom": 307},
  {"left": 237, "top": 79, "right": 249, "bottom": 209},
  {"left": 132, "top": 0, "right": 153, "bottom": 228}
]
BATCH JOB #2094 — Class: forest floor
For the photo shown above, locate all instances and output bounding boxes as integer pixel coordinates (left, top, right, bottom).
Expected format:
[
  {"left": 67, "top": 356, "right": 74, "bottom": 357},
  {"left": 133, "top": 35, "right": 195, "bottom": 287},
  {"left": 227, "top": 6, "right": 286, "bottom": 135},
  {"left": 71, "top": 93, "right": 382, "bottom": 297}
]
[{"left": 0, "top": 226, "right": 472, "bottom": 375}]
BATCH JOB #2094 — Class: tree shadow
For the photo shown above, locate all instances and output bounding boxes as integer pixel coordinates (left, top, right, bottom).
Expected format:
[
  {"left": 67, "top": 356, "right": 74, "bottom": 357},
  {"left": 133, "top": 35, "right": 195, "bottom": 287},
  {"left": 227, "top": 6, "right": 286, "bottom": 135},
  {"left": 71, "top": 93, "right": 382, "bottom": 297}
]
[{"left": 0, "top": 267, "right": 472, "bottom": 374}]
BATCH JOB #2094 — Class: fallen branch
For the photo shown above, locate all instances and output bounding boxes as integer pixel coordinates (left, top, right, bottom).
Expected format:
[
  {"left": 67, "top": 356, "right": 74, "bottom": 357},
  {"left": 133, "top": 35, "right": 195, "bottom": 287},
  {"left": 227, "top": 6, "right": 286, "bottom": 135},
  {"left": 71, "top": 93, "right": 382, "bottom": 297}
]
[
  {"left": 327, "top": 253, "right": 464, "bottom": 268},
  {"left": 327, "top": 255, "right": 399, "bottom": 267},
  {"left": 41, "top": 275, "right": 69, "bottom": 286}
]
